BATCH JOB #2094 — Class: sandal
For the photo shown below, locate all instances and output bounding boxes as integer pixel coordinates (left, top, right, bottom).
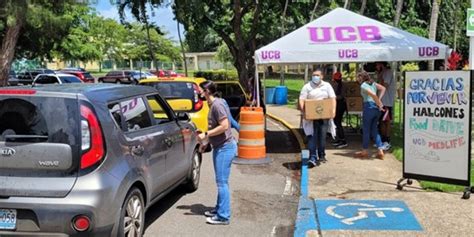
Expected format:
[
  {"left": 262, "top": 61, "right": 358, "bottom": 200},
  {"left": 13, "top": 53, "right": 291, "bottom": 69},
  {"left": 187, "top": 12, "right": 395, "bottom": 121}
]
[
  {"left": 354, "top": 151, "right": 369, "bottom": 158},
  {"left": 376, "top": 150, "right": 384, "bottom": 160}
]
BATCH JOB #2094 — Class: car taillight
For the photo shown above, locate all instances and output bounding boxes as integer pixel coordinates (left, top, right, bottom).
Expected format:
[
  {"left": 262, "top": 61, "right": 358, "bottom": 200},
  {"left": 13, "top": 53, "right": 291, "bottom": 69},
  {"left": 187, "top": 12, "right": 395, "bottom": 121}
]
[
  {"left": 0, "top": 89, "right": 36, "bottom": 94},
  {"left": 193, "top": 84, "right": 203, "bottom": 111},
  {"left": 78, "top": 74, "right": 85, "bottom": 81},
  {"left": 80, "top": 104, "right": 105, "bottom": 170}
]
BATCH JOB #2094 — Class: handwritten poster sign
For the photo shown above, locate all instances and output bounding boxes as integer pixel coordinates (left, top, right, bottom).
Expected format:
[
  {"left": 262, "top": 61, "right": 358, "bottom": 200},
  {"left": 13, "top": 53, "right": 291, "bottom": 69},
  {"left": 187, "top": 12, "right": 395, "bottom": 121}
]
[{"left": 404, "top": 71, "right": 471, "bottom": 186}]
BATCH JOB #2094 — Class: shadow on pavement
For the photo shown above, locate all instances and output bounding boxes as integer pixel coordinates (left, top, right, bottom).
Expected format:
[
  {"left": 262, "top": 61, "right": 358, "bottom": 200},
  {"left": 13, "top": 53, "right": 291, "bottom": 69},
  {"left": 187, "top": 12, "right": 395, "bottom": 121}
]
[
  {"left": 176, "top": 203, "right": 214, "bottom": 216},
  {"left": 282, "top": 161, "right": 302, "bottom": 171},
  {"left": 144, "top": 188, "right": 186, "bottom": 230},
  {"left": 265, "top": 130, "right": 300, "bottom": 154}
]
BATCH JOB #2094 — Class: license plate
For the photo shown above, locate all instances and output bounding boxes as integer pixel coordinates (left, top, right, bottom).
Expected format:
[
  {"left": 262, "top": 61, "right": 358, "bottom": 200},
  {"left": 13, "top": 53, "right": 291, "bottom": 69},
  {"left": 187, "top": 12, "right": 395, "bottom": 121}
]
[{"left": 0, "top": 209, "right": 16, "bottom": 230}]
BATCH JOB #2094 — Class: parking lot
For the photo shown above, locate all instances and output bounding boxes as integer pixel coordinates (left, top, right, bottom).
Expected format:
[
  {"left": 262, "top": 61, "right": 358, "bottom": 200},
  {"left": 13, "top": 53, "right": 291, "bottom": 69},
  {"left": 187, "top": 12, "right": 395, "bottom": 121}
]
[{"left": 143, "top": 118, "right": 300, "bottom": 237}]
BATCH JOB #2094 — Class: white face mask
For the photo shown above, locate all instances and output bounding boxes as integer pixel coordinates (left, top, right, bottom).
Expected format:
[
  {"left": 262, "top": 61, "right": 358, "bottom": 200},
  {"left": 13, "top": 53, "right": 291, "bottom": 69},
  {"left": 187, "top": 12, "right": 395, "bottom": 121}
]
[{"left": 311, "top": 75, "right": 321, "bottom": 84}]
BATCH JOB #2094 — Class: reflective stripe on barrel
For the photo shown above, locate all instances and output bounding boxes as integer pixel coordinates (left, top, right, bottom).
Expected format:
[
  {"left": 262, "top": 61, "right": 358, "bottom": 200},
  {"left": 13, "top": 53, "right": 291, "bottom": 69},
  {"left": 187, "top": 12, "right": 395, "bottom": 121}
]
[{"left": 238, "top": 106, "right": 266, "bottom": 160}]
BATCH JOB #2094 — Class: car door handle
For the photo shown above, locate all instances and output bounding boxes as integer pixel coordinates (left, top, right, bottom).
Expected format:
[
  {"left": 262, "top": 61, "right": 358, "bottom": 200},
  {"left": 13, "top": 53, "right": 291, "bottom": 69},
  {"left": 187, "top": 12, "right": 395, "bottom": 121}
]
[
  {"left": 130, "top": 145, "right": 145, "bottom": 156},
  {"left": 164, "top": 137, "right": 174, "bottom": 148}
]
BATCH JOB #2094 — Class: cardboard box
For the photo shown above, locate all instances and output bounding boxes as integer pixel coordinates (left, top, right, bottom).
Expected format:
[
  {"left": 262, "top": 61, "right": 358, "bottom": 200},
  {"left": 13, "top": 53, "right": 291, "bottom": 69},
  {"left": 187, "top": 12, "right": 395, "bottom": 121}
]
[
  {"left": 346, "top": 97, "right": 363, "bottom": 112},
  {"left": 345, "top": 82, "right": 361, "bottom": 97},
  {"left": 304, "top": 99, "right": 334, "bottom": 120}
]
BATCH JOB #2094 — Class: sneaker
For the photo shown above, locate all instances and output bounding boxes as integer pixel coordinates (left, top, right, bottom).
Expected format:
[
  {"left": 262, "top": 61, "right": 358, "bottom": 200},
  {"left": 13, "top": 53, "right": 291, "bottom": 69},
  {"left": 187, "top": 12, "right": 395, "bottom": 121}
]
[
  {"left": 335, "top": 142, "right": 348, "bottom": 148},
  {"left": 204, "top": 209, "right": 217, "bottom": 217},
  {"left": 373, "top": 143, "right": 378, "bottom": 148},
  {"left": 331, "top": 140, "right": 342, "bottom": 146},
  {"left": 308, "top": 159, "right": 316, "bottom": 168},
  {"left": 381, "top": 142, "right": 391, "bottom": 151},
  {"left": 319, "top": 157, "right": 328, "bottom": 163},
  {"left": 206, "top": 215, "right": 230, "bottom": 225}
]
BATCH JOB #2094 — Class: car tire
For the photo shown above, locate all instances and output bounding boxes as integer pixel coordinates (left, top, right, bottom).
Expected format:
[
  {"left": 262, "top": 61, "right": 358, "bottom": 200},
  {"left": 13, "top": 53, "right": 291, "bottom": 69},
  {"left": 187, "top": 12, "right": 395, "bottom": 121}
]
[
  {"left": 132, "top": 79, "right": 138, "bottom": 85},
  {"left": 184, "top": 149, "right": 201, "bottom": 193},
  {"left": 118, "top": 187, "right": 145, "bottom": 237},
  {"left": 116, "top": 80, "right": 121, "bottom": 84}
]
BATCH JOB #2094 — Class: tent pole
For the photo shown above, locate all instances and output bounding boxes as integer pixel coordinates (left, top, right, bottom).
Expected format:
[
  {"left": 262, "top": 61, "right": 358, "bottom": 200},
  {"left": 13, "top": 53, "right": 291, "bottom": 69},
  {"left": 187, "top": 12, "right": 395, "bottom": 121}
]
[
  {"left": 263, "top": 66, "right": 266, "bottom": 106},
  {"left": 255, "top": 59, "right": 260, "bottom": 107},
  {"left": 304, "top": 64, "right": 309, "bottom": 83}
]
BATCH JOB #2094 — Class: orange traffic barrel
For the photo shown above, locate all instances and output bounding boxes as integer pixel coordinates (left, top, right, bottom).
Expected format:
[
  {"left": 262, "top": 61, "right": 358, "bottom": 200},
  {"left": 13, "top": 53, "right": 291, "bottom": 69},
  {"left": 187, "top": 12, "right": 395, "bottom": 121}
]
[{"left": 233, "top": 106, "right": 271, "bottom": 164}]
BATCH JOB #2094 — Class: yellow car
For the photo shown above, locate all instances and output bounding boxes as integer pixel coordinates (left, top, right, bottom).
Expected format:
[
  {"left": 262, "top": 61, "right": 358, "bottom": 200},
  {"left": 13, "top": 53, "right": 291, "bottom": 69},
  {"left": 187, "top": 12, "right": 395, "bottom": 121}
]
[
  {"left": 214, "top": 80, "right": 251, "bottom": 120},
  {"left": 140, "top": 77, "right": 209, "bottom": 132}
]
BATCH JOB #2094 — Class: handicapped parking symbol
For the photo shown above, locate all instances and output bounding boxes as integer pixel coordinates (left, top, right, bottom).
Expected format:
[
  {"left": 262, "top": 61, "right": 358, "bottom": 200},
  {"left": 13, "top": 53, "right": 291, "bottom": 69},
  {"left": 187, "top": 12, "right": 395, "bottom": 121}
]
[{"left": 325, "top": 202, "right": 404, "bottom": 225}]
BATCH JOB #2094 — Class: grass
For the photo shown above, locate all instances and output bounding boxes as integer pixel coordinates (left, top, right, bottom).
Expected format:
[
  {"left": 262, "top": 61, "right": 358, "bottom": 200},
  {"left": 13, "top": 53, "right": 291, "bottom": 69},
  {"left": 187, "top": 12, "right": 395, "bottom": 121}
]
[
  {"left": 265, "top": 77, "right": 473, "bottom": 192},
  {"left": 264, "top": 78, "right": 304, "bottom": 109}
]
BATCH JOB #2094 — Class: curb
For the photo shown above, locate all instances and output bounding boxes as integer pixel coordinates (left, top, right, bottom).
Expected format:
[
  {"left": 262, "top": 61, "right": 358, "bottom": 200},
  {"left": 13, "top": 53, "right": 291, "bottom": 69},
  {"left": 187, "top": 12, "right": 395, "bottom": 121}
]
[
  {"left": 264, "top": 114, "right": 318, "bottom": 236},
  {"left": 266, "top": 113, "right": 306, "bottom": 151}
]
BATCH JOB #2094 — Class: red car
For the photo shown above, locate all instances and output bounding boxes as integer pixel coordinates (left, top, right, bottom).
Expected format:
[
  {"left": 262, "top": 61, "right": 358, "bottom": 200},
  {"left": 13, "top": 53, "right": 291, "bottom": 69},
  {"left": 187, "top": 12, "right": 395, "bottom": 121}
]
[
  {"left": 150, "top": 69, "right": 184, "bottom": 78},
  {"left": 59, "top": 70, "right": 95, "bottom": 83}
]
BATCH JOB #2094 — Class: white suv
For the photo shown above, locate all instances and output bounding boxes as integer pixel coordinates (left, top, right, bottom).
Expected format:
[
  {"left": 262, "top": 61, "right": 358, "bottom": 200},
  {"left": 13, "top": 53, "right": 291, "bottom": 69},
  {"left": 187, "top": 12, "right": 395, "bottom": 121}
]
[{"left": 33, "top": 73, "right": 83, "bottom": 85}]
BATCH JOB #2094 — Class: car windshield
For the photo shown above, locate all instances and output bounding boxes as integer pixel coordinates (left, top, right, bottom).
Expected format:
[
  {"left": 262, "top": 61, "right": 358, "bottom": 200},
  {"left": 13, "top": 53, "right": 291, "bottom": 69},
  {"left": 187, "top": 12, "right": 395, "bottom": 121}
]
[{"left": 59, "top": 76, "right": 82, "bottom": 83}]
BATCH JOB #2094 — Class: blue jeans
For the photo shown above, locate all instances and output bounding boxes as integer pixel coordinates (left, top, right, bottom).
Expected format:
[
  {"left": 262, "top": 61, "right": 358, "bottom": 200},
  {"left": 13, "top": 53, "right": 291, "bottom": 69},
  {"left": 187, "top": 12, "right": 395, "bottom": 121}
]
[
  {"left": 362, "top": 102, "right": 383, "bottom": 149},
  {"left": 212, "top": 140, "right": 237, "bottom": 220},
  {"left": 307, "top": 119, "right": 328, "bottom": 161}
]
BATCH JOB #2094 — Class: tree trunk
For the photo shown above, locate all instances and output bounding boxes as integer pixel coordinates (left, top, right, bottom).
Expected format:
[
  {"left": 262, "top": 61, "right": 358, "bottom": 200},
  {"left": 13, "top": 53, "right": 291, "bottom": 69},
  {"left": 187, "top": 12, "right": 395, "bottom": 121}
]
[
  {"left": 310, "top": 0, "right": 320, "bottom": 21},
  {"left": 0, "top": 0, "right": 27, "bottom": 87},
  {"left": 343, "top": 0, "right": 352, "bottom": 9},
  {"left": 359, "top": 0, "right": 367, "bottom": 14},
  {"left": 393, "top": 0, "right": 404, "bottom": 26},
  {"left": 280, "top": 0, "right": 289, "bottom": 86},
  {"left": 177, "top": 19, "right": 188, "bottom": 76},
  {"left": 428, "top": 0, "right": 440, "bottom": 70},
  {"left": 142, "top": 15, "right": 157, "bottom": 70},
  {"left": 175, "top": 1, "right": 188, "bottom": 77}
]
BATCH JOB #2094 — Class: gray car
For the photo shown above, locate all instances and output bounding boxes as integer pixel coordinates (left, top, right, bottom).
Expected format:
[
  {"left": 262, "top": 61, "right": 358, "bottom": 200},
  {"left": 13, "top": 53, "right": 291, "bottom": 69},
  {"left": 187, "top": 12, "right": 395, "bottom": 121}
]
[{"left": 0, "top": 84, "right": 201, "bottom": 236}]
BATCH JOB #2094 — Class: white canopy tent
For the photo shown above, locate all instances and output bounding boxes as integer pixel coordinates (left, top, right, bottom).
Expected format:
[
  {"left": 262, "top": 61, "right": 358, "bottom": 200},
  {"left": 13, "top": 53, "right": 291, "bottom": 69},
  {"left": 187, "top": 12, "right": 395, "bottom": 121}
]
[{"left": 254, "top": 8, "right": 450, "bottom": 106}]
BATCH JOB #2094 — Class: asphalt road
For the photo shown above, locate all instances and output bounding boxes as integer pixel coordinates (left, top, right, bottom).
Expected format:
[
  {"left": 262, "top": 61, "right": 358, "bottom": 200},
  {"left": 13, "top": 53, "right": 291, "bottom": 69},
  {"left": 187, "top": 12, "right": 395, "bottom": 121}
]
[{"left": 142, "top": 118, "right": 301, "bottom": 237}]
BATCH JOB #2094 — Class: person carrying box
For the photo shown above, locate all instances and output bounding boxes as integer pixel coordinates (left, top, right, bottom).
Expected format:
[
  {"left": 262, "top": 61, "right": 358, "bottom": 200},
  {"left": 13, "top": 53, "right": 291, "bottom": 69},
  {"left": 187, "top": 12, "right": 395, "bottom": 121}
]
[{"left": 299, "top": 69, "right": 336, "bottom": 168}]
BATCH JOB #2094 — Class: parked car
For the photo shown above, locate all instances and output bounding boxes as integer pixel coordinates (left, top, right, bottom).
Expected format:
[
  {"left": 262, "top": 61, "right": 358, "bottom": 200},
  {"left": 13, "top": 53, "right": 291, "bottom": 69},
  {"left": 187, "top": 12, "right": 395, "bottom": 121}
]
[
  {"left": 32, "top": 73, "right": 83, "bottom": 85},
  {"left": 61, "top": 67, "right": 87, "bottom": 72},
  {"left": 0, "top": 84, "right": 201, "bottom": 236},
  {"left": 98, "top": 70, "right": 146, "bottom": 84},
  {"left": 7, "top": 70, "right": 19, "bottom": 86},
  {"left": 215, "top": 80, "right": 251, "bottom": 120},
  {"left": 150, "top": 69, "right": 184, "bottom": 78},
  {"left": 16, "top": 68, "right": 55, "bottom": 84},
  {"left": 59, "top": 69, "right": 95, "bottom": 83},
  {"left": 140, "top": 77, "right": 209, "bottom": 132}
]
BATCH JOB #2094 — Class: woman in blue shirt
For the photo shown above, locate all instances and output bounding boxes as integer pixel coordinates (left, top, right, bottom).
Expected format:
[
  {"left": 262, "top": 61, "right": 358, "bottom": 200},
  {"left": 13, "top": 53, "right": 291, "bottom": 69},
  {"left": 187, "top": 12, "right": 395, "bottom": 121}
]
[{"left": 354, "top": 71, "right": 386, "bottom": 159}]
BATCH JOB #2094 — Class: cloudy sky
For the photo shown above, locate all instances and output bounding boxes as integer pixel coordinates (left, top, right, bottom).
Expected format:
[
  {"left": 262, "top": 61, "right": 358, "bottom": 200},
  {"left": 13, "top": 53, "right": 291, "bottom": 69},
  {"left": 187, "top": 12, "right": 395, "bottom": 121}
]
[{"left": 90, "top": 1, "right": 184, "bottom": 42}]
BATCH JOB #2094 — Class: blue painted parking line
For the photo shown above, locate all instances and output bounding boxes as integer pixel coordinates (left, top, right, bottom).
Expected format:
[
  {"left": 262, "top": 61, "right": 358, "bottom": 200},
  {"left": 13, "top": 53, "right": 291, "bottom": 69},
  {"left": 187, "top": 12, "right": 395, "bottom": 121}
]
[
  {"left": 315, "top": 200, "right": 423, "bottom": 231},
  {"left": 294, "top": 196, "right": 318, "bottom": 237}
]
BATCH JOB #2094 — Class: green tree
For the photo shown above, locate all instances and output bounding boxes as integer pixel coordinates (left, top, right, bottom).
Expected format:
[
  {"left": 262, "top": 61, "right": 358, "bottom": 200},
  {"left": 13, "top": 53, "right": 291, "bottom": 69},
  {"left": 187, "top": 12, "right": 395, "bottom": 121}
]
[
  {"left": 117, "top": 0, "right": 165, "bottom": 69},
  {"left": 0, "top": 0, "right": 84, "bottom": 86}
]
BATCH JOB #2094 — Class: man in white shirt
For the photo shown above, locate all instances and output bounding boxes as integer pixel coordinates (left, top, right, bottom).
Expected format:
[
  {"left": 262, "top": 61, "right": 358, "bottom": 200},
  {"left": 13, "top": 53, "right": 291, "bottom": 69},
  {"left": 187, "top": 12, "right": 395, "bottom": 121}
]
[
  {"left": 299, "top": 69, "right": 336, "bottom": 168},
  {"left": 375, "top": 62, "right": 396, "bottom": 150}
]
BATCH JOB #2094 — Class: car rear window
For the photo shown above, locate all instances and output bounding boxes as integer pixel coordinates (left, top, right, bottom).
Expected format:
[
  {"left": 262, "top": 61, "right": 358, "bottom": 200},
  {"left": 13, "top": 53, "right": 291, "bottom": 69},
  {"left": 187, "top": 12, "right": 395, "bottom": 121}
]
[
  {"left": 0, "top": 97, "right": 79, "bottom": 144},
  {"left": 59, "top": 76, "right": 82, "bottom": 83},
  {"left": 83, "top": 72, "right": 94, "bottom": 80},
  {"left": 149, "top": 82, "right": 195, "bottom": 100}
]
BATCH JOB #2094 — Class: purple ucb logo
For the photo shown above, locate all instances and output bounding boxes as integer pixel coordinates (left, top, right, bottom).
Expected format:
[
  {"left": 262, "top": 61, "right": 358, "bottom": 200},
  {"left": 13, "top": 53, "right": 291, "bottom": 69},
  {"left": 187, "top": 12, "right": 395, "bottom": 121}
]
[
  {"left": 339, "top": 49, "right": 358, "bottom": 59},
  {"left": 261, "top": 50, "right": 281, "bottom": 60},
  {"left": 418, "top": 47, "right": 439, "bottom": 57},
  {"left": 307, "top": 25, "right": 382, "bottom": 43}
]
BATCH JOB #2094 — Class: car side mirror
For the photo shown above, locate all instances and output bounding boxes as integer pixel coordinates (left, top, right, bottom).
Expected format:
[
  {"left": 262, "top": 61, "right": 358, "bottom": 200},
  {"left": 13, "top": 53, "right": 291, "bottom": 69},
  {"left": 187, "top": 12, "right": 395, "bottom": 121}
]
[{"left": 176, "top": 112, "right": 190, "bottom": 121}]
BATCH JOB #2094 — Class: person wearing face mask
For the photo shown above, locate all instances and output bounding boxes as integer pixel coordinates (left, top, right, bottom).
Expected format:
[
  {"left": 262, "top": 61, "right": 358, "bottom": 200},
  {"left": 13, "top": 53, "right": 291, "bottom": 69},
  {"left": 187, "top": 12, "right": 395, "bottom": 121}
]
[
  {"left": 355, "top": 71, "right": 386, "bottom": 159},
  {"left": 299, "top": 69, "right": 336, "bottom": 168}
]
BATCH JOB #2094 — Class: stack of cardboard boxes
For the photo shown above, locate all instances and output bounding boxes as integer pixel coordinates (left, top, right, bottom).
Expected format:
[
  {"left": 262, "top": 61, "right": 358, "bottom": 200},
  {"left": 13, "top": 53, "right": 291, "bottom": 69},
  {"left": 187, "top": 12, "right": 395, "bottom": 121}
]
[{"left": 344, "top": 82, "right": 363, "bottom": 112}]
